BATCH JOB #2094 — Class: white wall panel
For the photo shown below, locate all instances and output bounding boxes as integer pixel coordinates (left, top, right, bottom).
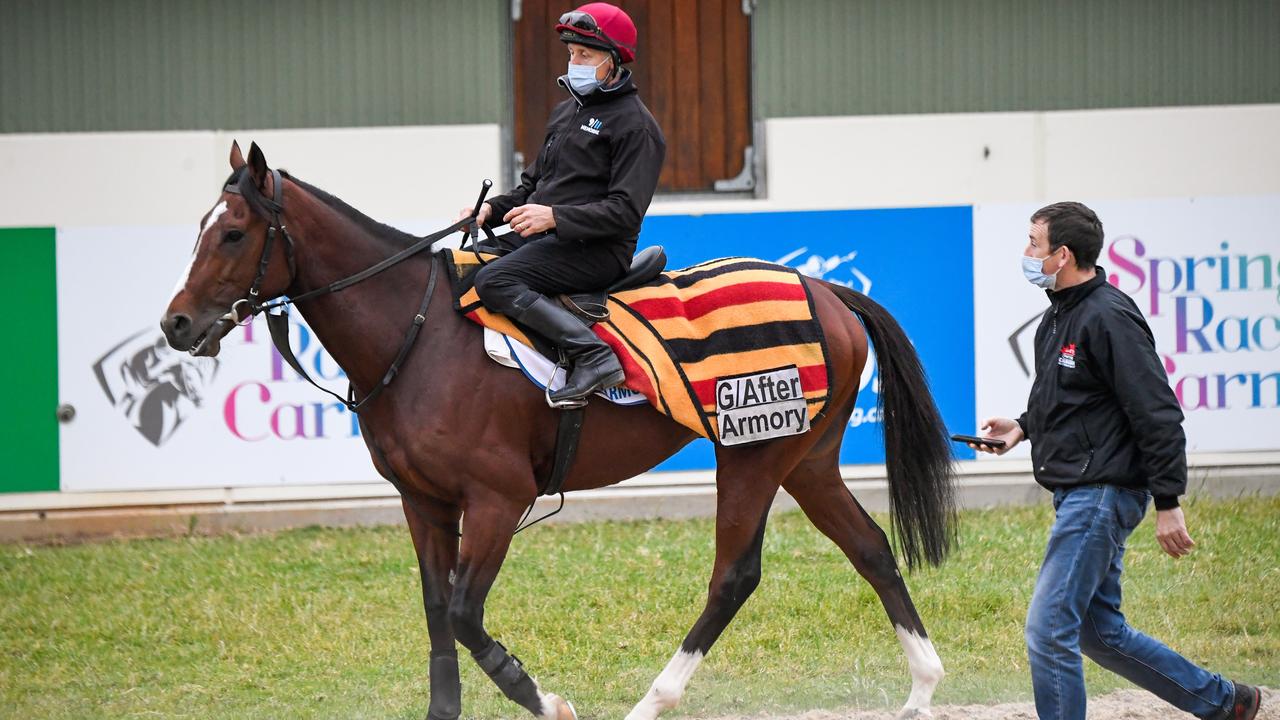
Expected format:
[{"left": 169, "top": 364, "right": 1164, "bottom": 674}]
[
  {"left": 0, "top": 132, "right": 218, "bottom": 227},
  {"left": 1043, "top": 105, "right": 1280, "bottom": 200},
  {"left": 0, "top": 125, "right": 502, "bottom": 229},
  {"left": 750, "top": 104, "right": 1280, "bottom": 213},
  {"left": 764, "top": 112, "right": 1041, "bottom": 209},
  {"left": 3, "top": 106, "right": 1276, "bottom": 229}
]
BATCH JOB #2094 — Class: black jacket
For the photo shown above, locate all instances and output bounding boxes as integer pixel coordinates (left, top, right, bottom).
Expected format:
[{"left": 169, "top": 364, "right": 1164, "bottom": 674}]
[
  {"left": 1016, "top": 269, "right": 1187, "bottom": 510},
  {"left": 485, "top": 69, "right": 666, "bottom": 267}
]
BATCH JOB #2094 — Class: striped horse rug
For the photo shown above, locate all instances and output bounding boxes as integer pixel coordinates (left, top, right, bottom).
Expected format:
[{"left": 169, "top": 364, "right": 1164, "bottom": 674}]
[{"left": 445, "top": 250, "right": 832, "bottom": 446}]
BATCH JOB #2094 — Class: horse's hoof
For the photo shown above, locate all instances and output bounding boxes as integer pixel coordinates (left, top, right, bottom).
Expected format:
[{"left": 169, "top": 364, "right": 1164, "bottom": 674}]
[
  {"left": 896, "top": 708, "right": 933, "bottom": 720},
  {"left": 542, "top": 694, "right": 577, "bottom": 720}
]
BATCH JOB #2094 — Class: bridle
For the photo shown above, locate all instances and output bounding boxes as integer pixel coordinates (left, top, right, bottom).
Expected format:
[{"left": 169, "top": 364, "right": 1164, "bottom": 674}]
[
  {"left": 217, "top": 168, "right": 296, "bottom": 326},
  {"left": 208, "top": 168, "right": 491, "bottom": 413}
]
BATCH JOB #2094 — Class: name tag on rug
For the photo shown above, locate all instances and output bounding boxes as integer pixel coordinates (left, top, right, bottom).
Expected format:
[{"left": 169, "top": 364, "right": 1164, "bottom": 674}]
[{"left": 716, "top": 366, "right": 810, "bottom": 445}]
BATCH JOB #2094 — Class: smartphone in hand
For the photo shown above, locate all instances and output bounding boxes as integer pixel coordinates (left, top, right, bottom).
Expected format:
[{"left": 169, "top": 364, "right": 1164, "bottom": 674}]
[{"left": 950, "top": 433, "right": 1007, "bottom": 449}]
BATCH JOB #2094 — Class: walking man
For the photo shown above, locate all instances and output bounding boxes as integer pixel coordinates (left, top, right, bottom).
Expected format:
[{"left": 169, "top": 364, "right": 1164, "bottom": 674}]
[{"left": 974, "top": 202, "right": 1263, "bottom": 720}]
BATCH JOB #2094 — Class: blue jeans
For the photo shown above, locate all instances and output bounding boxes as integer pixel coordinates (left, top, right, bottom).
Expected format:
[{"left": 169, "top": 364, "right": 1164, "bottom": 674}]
[{"left": 1026, "top": 484, "right": 1234, "bottom": 720}]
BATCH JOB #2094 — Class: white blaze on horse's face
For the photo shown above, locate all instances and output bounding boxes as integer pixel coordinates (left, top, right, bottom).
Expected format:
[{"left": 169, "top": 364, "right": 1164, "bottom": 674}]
[{"left": 169, "top": 200, "right": 229, "bottom": 303}]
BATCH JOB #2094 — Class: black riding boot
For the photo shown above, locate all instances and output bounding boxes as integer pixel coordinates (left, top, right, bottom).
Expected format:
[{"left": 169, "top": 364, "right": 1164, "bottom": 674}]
[{"left": 514, "top": 295, "right": 625, "bottom": 405}]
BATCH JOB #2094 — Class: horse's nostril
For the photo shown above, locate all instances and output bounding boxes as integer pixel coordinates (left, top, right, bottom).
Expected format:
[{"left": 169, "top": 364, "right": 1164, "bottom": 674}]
[{"left": 166, "top": 313, "right": 192, "bottom": 336}]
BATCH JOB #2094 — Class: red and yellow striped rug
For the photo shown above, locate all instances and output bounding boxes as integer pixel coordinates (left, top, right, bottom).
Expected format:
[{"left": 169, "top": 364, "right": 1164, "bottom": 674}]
[{"left": 446, "top": 250, "right": 831, "bottom": 443}]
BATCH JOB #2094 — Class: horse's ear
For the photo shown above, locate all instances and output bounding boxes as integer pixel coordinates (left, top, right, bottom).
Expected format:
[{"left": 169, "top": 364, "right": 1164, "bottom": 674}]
[
  {"left": 229, "top": 140, "right": 245, "bottom": 171},
  {"left": 247, "top": 142, "right": 269, "bottom": 189}
]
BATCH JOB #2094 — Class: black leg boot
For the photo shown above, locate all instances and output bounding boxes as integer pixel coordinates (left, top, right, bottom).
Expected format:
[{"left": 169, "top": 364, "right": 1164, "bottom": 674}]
[{"left": 513, "top": 295, "right": 625, "bottom": 405}]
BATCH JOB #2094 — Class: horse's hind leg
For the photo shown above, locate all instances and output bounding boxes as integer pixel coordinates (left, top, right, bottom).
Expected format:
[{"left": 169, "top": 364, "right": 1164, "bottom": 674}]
[
  {"left": 448, "top": 489, "right": 576, "bottom": 720},
  {"left": 784, "top": 455, "right": 944, "bottom": 718},
  {"left": 625, "top": 454, "right": 782, "bottom": 720}
]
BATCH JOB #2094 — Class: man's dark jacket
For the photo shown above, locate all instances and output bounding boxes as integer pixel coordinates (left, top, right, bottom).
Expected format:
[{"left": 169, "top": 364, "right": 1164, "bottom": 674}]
[
  {"left": 485, "top": 69, "right": 665, "bottom": 270},
  {"left": 1016, "top": 269, "right": 1187, "bottom": 510}
]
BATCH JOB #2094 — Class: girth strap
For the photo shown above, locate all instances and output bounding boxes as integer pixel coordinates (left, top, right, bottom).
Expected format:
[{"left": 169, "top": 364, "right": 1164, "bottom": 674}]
[
  {"left": 510, "top": 405, "right": 583, "bottom": 534},
  {"left": 543, "top": 407, "right": 585, "bottom": 497}
]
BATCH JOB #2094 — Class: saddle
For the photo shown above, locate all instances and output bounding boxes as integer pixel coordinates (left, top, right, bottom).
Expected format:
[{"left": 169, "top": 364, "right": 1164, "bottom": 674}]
[{"left": 558, "top": 246, "right": 667, "bottom": 324}]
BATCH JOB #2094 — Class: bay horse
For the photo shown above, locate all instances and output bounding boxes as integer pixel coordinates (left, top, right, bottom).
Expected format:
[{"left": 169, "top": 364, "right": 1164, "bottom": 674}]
[{"left": 161, "top": 142, "right": 956, "bottom": 720}]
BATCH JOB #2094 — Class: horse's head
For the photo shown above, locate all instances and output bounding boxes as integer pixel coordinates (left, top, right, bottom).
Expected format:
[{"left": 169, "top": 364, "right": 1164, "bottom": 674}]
[{"left": 161, "top": 141, "right": 295, "bottom": 356}]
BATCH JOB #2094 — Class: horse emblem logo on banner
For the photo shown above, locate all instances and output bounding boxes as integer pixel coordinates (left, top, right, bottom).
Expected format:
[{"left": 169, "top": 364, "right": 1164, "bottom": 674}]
[{"left": 93, "top": 327, "right": 220, "bottom": 447}]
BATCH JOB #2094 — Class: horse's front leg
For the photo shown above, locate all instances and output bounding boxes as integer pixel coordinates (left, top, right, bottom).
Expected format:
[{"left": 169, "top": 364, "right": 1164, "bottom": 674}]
[
  {"left": 403, "top": 497, "right": 463, "bottom": 720},
  {"left": 448, "top": 489, "right": 577, "bottom": 720}
]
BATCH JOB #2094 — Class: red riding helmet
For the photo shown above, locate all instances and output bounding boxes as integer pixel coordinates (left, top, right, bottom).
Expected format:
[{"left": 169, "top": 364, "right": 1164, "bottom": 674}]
[{"left": 556, "top": 2, "right": 637, "bottom": 64}]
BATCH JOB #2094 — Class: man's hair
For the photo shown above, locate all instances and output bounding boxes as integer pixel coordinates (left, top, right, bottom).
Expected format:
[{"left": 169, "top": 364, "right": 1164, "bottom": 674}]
[{"left": 1030, "top": 201, "right": 1103, "bottom": 270}]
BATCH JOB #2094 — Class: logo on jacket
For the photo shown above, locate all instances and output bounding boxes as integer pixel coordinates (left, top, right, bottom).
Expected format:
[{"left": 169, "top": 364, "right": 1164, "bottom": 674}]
[
  {"left": 1058, "top": 343, "right": 1077, "bottom": 369},
  {"left": 579, "top": 117, "right": 603, "bottom": 135}
]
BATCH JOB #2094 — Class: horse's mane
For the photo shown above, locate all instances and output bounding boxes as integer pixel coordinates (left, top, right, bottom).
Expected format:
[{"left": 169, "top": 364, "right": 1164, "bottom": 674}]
[{"left": 224, "top": 166, "right": 421, "bottom": 247}]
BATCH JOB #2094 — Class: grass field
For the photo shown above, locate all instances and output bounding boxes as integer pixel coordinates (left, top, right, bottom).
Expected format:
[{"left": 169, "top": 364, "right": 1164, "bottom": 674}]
[{"left": 2, "top": 495, "right": 1277, "bottom": 719}]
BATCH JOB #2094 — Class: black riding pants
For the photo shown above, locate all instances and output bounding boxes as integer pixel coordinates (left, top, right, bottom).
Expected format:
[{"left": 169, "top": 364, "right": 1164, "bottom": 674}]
[{"left": 473, "top": 232, "right": 628, "bottom": 315}]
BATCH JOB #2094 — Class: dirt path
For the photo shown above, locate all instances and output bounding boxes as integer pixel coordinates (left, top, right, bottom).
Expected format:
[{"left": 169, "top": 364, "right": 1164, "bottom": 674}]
[{"left": 701, "top": 687, "right": 1275, "bottom": 720}]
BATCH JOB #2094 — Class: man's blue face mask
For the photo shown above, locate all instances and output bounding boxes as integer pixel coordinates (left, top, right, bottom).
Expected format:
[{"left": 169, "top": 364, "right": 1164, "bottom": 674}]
[
  {"left": 567, "top": 58, "right": 608, "bottom": 94},
  {"left": 1022, "top": 252, "right": 1061, "bottom": 290}
]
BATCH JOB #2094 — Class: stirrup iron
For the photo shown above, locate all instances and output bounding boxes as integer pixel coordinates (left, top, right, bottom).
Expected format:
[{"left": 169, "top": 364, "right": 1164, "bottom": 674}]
[{"left": 545, "top": 362, "right": 588, "bottom": 410}]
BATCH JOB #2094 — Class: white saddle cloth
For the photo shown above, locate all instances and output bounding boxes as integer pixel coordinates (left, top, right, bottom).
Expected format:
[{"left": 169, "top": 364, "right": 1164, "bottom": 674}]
[{"left": 482, "top": 328, "right": 648, "bottom": 405}]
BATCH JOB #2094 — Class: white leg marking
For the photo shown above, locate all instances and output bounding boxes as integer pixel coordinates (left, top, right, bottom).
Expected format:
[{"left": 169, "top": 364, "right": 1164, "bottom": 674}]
[
  {"left": 169, "top": 200, "right": 228, "bottom": 303},
  {"left": 538, "top": 691, "right": 577, "bottom": 720},
  {"left": 625, "top": 649, "right": 704, "bottom": 720},
  {"left": 895, "top": 625, "right": 944, "bottom": 716}
]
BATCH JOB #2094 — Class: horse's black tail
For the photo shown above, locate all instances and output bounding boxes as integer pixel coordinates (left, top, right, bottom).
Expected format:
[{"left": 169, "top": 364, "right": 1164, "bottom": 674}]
[{"left": 822, "top": 282, "right": 957, "bottom": 570}]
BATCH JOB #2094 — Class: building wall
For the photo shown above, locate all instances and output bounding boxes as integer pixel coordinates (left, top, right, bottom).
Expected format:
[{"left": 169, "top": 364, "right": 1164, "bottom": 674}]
[
  {"left": 3, "top": 104, "right": 1278, "bottom": 228},
  {"left": 753, "top": 0, "right": 1280, "bottom": 118},
  {"left": 0, "top": 0, "right": 508, "bottom": 133},
  {"left": 9, "top": 1, "right": 1280, "bottom": 136}
]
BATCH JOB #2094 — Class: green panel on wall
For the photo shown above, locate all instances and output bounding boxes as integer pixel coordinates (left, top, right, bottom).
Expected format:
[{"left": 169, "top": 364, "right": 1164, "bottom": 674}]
[
  {"left": 0, "top": 0, "right": 507, "bottom": 132},
  {"left": 754, "top": 0, "right": 1280, "bottom": 118},
  {"left": 0, "top": 228, "right": 59, "bottom": 493}
]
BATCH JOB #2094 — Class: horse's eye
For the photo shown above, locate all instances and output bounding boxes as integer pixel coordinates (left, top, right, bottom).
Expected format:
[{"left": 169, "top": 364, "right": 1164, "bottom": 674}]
[{"left": 223, "top": 229, "right": 245, "bottom": 243}]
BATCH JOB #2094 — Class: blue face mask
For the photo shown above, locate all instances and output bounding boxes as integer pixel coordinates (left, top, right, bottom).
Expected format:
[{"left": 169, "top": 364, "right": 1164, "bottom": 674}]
[
  {"left": 566, "top": 59, "right": 608, "bottom": 94},
  {"left": 1021, "top": 254, "right": 1060, "bottom": 290}
]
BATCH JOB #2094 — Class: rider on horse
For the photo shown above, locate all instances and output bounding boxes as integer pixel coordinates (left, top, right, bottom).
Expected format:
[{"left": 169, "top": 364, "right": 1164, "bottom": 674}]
[{"left": 462, "top": 2, "right": 666, "bottom": 406}]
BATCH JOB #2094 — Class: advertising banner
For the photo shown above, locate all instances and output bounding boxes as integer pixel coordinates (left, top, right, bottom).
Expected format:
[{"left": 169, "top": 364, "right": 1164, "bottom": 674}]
[
  {"left": 973, "top": 196, "right": 1280, "bottom": 457},
  {"left": 56, "top": 218, "right": 458, "bottom": 492},
  {"left": 55, "top": 205, "right": 977, "bottom": 491},
  {"left": 642, "top": 206, "right": 977, "bottom": 469}
]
